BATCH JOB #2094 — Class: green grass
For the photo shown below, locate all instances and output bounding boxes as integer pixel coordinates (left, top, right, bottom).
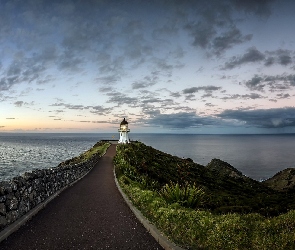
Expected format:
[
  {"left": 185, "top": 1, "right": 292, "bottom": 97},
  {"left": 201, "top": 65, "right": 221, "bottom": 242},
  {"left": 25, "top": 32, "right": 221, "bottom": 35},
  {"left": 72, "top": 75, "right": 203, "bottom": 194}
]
[
  {"left": 118, "top": 176, "right": 295, "bottom": 250},
  {"left": 159, "top": 182, "right": 206, "bottom": 208},
  {"left": 114, "top": 142, "right": 295, "bottom": 249},
  {"left": 60, "top": 141, "right": 110, "bottom": 166}
]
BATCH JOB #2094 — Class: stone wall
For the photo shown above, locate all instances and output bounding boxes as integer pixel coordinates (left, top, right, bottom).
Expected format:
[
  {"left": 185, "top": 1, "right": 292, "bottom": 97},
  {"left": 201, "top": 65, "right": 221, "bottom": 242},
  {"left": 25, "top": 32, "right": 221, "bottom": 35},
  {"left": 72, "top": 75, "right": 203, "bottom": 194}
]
[{"left": 0, "top": 150, "right": 103, "bottom": 230}]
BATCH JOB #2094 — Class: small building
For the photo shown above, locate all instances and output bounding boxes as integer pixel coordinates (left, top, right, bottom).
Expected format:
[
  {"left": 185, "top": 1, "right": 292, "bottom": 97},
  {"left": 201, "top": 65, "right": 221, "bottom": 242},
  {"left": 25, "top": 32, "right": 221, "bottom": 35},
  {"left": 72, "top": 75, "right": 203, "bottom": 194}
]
[{"left": 118, "top": 118, "right": 130, "bottom": 143}]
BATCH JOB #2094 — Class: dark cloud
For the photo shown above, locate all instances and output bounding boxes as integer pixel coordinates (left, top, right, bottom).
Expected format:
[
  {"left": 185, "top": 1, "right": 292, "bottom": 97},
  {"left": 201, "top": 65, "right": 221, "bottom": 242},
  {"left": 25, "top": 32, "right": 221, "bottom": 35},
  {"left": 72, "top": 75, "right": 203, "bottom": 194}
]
[
  {"left": 217, "top": 107, "right": 295, "bottom": 128},
  {"left": 91, "top": 105, "right": 112, "bottom": 115},
  {"left": 50, "top": 102, "right": 111, "bottom": 115},
  {"left": 183, "top": 0, "right": 273, "bottom": 56},
  {"left": 0, "top": 76, "right": 18, "bottom": 91},
  {"left": 58, "top": 50, "right": 84, "bottom": 72},
  {"left": 50, "top": 103, "right": 86, "bottom": 110},
  {"left": 96, "top": 75, "right": 121, "bottom": 85},
  {"left": 99, "top": 87, "right": 114, "bottom": 93},
  {"left": 212, "top": 26, "right": 252, "bottom": 55},
  {"left": 146, "top": 112, "right": 225, "bottom": 129},
  {"left": 244, "top": 74, "right": 295, "bottom": 92},
  {"left": 92, "top": 120, "right": 109, "bottom": 124},
  {"left": 276, "top": 93, "right": 290, "bottom": 99},
  {"left": 223, "top": 48, "right": 294, "bottom": 69},
  {"left": 183, "top": 85, "right": 222, "bottom": 100},
  {"left": 183, "top": 85, "right": 222, "bottom": 94},
  {"left": 222, "top": 47, "right": 265, "bottom": 69},
  {"left": 14, "top": 101, "right": 24, "bottom": 107},
  {"left": 170, "top": 92, "right": 181, "bottom": 98},
  {"left": 132, "top": 73, "right": 159, "bottom": 90},
  {"left": 205, "top": 103, "right": 216, "bottom": 107},
  {"left": 106, "top": 91, "right": 138, "bottom": 106},
  {"left": 245, "top": 75, "right": 264, "bottom": 91},
  {"left": 231, "top": 0, "right": 275, "bottom": 17},
  {"left": 221, "top": 93, "right": 263, "bottom": 100}
]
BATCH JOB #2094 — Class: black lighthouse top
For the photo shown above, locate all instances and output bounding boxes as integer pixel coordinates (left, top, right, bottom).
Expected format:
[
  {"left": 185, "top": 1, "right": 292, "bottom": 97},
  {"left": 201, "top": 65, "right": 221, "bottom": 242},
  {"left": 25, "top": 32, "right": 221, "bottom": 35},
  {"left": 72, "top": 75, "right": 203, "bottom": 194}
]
[{"left": 120, "top": 118, "right": 128, "bottom": 125}]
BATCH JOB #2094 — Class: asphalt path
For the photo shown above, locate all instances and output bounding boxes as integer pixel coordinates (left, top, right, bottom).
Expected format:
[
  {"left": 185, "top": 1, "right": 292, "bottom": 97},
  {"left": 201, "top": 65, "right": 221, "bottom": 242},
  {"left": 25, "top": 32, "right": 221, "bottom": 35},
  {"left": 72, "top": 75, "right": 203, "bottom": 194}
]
[{"left": 0, "top": 144, "right": 163, "bottom": 250}]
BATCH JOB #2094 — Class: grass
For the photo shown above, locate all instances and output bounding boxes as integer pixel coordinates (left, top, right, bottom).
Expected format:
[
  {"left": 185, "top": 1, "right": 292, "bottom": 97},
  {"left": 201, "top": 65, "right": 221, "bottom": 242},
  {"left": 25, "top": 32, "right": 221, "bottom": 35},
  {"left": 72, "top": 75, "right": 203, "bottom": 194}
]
[
  {"left": 118, "top": 175, "right": 295, "bottom": 250},
  {"left": 59, "top": 141, "right": 110, "bottom": 166},
  {"left": 159, "top": 182, "right": 206, "bottom": 208},
  {"left": 114, "top": 142, "right": 295, "bottom": 249}
]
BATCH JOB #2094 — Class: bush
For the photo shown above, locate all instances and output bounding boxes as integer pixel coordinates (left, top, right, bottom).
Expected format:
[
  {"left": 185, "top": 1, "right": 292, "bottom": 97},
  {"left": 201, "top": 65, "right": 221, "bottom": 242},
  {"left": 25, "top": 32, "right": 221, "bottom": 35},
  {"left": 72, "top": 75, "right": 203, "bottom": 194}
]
[{"left": 159, "top": 182, "right": 206, "bottom": 209}]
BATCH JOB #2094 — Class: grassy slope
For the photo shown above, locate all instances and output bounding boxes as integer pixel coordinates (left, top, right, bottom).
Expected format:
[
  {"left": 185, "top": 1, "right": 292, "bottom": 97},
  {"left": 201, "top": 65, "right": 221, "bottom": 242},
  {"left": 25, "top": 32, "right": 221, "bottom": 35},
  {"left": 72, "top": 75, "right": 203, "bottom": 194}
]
[
  {"left": 114, "top": 141, "right": 294, "bottom": 216},
  {"left": 58, "top": 141, "right": 110, "bottom": 166}
]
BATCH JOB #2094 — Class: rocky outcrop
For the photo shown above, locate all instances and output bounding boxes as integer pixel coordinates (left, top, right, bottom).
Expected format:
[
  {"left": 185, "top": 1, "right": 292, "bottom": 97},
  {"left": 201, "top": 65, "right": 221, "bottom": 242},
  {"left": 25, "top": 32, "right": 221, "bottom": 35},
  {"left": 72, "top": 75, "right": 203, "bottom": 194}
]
[
  {"left": 206, "top": 158, "right": 245, "bottom": 179},
  {"left": 0, "top": 147, "right": 103, "bottom": 230},
  {"left": 263, "top": 168, "right": 295, "bottom": 191}
]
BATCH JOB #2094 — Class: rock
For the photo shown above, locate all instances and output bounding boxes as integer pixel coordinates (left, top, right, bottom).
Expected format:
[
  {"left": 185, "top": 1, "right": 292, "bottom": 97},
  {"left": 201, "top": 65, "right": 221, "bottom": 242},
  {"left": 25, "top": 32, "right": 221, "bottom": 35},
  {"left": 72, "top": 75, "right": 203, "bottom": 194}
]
[
  {"left": 0, "top": 196, "right": 6, "bottom": 203},
  {"left": 6, "top": 210, "right": 19, "bottom": 224},
  {"left": 0, "top": 203, "right": 6, "bottom": 215},
  {"left": 0, "top": 181, "right": 13, "bottom": 194},
  {"left": 5, "top": 195, "right": 19, "bottom": 211},
  {"left": 263, "top": 168, "right": 295, "bottom": 191},
  {"left": 0, "top": 216, "right": 7, "bottom": 229}
]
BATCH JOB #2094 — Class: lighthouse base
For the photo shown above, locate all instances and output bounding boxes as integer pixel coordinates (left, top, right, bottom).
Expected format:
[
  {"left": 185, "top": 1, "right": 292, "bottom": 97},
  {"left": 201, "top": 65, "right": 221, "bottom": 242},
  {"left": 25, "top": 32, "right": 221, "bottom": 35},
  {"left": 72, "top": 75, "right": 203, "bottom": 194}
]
[{"left": 118, "top": 132, "right": 130, "bottom": 144}]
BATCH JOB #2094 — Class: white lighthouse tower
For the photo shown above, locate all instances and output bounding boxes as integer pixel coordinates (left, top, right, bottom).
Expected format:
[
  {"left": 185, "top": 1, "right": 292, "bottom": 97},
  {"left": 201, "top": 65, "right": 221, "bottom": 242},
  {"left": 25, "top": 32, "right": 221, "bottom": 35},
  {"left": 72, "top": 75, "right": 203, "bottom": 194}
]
[{"left": 118, "top": 118, "right": 130, "bottom": 144}]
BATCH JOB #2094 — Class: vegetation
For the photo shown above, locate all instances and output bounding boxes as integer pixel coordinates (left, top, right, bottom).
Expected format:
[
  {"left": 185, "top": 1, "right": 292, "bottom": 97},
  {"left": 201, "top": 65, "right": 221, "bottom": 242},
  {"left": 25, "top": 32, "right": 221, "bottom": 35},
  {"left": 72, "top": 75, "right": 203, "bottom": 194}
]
[
  {"left": 60, "top": 141, "right": 110, "bottom": 166},
  {"left": 159, "top": 182, "right": 206, "bottom": 209},
  {"left": 114, "top": 141, "right": 295, "bottom": 249}
]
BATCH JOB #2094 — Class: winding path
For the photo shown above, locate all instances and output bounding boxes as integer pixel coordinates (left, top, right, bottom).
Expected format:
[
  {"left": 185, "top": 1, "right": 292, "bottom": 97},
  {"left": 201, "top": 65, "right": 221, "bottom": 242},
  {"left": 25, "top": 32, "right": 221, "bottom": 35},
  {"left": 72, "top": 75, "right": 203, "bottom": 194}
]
[{"left": 0, "top": 144, "right": 163, "bottom": 249}]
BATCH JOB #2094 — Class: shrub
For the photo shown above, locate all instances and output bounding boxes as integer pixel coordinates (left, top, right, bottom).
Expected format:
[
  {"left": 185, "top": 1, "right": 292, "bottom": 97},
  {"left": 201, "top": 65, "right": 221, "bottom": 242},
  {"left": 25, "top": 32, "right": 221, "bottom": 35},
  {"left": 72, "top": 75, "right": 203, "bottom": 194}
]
[{"left": 159, "top": 182, "right": 206, "bottom": 209}]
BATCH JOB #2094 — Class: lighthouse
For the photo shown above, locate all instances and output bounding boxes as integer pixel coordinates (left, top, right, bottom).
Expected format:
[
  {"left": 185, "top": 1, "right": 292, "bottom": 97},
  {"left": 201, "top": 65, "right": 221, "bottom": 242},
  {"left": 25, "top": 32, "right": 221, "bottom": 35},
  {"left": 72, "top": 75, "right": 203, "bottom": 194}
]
[{"left": 118, "top": 118, "right": 130, "bottom": 144}]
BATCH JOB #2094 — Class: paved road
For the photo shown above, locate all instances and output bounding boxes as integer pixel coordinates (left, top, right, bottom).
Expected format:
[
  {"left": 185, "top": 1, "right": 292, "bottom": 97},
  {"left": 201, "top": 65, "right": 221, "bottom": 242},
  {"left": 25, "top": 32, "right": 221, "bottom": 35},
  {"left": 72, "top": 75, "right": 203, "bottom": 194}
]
[{"left": 0, "top": 144, "right": 163, "bottom": 250}]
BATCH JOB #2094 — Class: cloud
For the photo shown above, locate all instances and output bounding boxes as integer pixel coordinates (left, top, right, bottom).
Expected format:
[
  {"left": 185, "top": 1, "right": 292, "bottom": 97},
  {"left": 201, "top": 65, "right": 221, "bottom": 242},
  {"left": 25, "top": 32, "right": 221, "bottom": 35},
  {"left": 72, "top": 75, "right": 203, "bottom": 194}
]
[
  {"left": 276, "top": 93, "right": 290, "bottom": 99},
  {"left": 212, "top": 26, "right": 252, "bottom": 55},
  {"left": 50, "top": 102, "right": 111, "bottom": 115},
  {"left": 14, "top": 101, "right": 24, "bottom": 107},
  {"left": 182, "top": 85, "right": 222, "bottom": 100},
  {"left": 183, "top": 0, "right": 273, "bottom": 56},
  {"left": 231, "top": 0, "right": 275, "bottom": 17},
  {"left": 183, "top": 85, "right": 222, "bottom": 94},
  {"left": 223, "top": 48, "right": 294, "bottom": 69},
  {"left": 96, "top": 75, "right": 121, "bottom": 85},
  {"left": 222, "top": 47, "right": 265, "bottom": 69},
  {"left": 132, "top": 72, "right": 159, "bottom": 90},
  {"left": 245, "top": 75, "right": 264, "bottom": 91},
  {"left": 221, "top": 93, "right": 264, "bottom": 100},
  {"left": 146, "top": 112, "right": 225, "bottom": 129},
  {"left": 265, "top": 49, "right": 293, "bottom": 66},
  {"left": 91, "top": 105, "right": 112, "bottom": 115},
  {"left": 106, "top": 91, "right": 139, "bottom": 106},
  {"left": 217, "top": 107, "right": 295, "bottom": 128},
  {"left": 244, "top": 74, "right": 295, "bottom": 92}
]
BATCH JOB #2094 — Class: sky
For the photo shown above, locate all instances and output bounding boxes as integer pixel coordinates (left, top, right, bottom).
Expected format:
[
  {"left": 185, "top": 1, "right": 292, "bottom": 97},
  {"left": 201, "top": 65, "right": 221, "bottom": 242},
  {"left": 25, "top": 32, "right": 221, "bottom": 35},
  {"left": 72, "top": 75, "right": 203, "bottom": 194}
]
[{"left": 1, "top": 0, "right": 295, "bottom": 134}]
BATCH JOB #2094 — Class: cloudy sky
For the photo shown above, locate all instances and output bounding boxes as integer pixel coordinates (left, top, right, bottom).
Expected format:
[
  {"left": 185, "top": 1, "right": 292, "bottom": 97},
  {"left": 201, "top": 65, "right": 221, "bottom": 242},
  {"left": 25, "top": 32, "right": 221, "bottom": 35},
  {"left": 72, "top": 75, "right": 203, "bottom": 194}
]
[{"left": 1, "top": 0, "right": 295, "bottom": 134}]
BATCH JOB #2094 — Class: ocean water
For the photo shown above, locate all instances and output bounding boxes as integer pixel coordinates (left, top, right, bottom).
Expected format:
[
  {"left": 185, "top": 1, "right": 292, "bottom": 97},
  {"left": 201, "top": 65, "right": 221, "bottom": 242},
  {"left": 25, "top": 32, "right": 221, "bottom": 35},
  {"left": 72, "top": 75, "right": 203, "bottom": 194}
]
[
  {"left": 1, "top": 133, "right": 295, "bottom": 181},
  {"left": 0, "top": 133, "right": 110, "bottom": 181}
]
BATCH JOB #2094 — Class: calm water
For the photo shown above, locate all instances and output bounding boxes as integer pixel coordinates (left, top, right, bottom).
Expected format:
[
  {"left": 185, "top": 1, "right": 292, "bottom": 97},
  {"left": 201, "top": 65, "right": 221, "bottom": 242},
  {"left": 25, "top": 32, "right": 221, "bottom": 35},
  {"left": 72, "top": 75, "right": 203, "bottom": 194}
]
[{"left": 0, "top": 133, "right": 295, "bottom": 181}]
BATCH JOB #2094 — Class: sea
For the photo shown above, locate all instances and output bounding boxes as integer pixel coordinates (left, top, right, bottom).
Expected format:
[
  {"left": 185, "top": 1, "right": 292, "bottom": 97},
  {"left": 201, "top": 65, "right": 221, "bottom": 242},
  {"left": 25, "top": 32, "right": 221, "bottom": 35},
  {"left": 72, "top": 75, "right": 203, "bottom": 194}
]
[{"left": 0, "top": 133, "right": 295, "bottom": 182}]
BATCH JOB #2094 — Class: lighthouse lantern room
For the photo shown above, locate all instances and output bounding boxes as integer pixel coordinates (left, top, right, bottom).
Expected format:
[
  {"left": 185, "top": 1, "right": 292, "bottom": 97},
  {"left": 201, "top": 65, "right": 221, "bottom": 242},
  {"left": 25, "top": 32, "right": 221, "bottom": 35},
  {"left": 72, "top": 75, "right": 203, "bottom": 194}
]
[{"left": 118, "top": 118, "right": 130, "bottom": 143}]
